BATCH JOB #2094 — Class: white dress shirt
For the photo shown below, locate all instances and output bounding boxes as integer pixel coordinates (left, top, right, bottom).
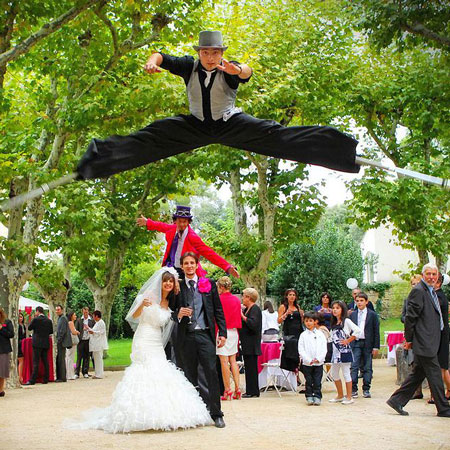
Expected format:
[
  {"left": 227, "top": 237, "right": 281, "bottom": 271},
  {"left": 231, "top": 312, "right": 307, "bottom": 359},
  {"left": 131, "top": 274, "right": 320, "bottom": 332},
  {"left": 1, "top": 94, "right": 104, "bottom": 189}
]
[
  {"left": 298, "top": 328, "right": 327, "bottom": 366},
  {"left": 356, "top": 308, "right": 367, "bottom": 340}
]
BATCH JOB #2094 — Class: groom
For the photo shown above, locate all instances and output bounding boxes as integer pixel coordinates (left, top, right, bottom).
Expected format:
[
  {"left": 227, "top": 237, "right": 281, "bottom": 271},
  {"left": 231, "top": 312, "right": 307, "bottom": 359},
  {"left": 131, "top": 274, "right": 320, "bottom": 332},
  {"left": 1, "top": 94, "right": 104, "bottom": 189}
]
[{"left": 176, "top": 251, "right": 227, "bottom": 428}]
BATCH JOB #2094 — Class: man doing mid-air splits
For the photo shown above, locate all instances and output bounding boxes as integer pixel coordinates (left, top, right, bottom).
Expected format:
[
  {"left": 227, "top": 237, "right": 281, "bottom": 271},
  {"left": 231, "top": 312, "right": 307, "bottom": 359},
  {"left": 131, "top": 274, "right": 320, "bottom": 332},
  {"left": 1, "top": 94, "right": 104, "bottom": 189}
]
[{"left": 76, "top": 30, "right": 360, "bottom": 181}]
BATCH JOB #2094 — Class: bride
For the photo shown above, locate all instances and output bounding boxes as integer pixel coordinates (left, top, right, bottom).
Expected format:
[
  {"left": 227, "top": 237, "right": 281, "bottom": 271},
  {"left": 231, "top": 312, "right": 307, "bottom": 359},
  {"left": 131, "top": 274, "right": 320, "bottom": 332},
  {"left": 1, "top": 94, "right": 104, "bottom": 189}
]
[{"left": 68, "top": 267, "right": 212, "bottom": 433}]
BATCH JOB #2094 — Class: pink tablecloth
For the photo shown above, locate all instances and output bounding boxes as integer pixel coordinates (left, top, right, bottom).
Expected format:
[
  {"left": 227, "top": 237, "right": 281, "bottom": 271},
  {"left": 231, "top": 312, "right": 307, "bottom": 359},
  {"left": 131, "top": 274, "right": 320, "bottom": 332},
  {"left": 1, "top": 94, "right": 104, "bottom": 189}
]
[
  {"left": 257, "top": 342, "right": 281, "bottom": 374},
  {"left": 387, "top": 332, "right": 404, "bottom": 351}
]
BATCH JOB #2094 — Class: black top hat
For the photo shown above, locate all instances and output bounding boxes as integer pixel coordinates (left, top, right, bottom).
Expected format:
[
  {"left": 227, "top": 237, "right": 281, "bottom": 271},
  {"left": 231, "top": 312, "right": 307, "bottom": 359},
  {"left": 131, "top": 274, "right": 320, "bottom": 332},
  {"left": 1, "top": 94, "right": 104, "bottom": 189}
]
[
  {"left": 193, "top": 30, "right": 228, "bottom": 51},
  {"left": 172, "top": 205, "right": 193, "bottom": 220}
]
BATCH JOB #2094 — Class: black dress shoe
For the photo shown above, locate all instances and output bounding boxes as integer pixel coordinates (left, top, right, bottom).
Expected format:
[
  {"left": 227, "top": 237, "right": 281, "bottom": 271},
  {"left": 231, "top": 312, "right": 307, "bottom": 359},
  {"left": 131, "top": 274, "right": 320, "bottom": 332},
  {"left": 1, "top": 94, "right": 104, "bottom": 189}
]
[
  {"left": 0, "top": 391, "right": 5, "bottom": 397},
  {"left": 386, "top": 399, "right": 409, "bottom": 416},
  {"left": 23, "top": 381, "right": 35, "bottom": 386},
  {"left": 214, "top": 417, "right": 226, "bottom": 428},
  {"left": 437, "top": 410, "right": 450, "bottom": 418},
  {"left": 55, "top": 379, "right": 66, "bottom": 383},
  {"left": 412, "top": 393, "right": 423, "bottom": 400},
  {"left": 242, "top": 393, "right": 259, "bottom": 398},
  {"left": 42, "top": 381, "right": 48, "bottom": 384}
]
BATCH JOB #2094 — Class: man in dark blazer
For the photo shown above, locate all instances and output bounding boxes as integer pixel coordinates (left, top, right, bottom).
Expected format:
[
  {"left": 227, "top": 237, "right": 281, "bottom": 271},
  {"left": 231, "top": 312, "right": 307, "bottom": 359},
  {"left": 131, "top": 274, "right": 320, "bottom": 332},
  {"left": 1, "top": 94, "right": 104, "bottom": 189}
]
[
  {"left": 75, "top": 307, "right": 95, "bottom": 378},
  {"left": 387, "top": 264, "right": 450, "bottom": 417},
  {"left": 239, "top": 288, "right": 262, "bottom": 398},
  {"left": 175, "top": 251, "right": 227, "bottom": 428},
  {"left": 55, "top": 304, "right": 72, "bottom": 382},
  {"left": 25, "top": 306, "right": 53, "bottom": 385},
  {"left": 350, "top": 292, "right": 380, "bottom": 398}
]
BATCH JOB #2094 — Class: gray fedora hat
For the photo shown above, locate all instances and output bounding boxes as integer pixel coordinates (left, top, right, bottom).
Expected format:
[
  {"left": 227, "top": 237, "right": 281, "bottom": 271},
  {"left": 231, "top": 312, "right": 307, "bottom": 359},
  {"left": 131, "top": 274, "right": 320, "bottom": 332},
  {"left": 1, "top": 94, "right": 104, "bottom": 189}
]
[{"left": 193, "top": 30, "right": 228, "bottom": 51}]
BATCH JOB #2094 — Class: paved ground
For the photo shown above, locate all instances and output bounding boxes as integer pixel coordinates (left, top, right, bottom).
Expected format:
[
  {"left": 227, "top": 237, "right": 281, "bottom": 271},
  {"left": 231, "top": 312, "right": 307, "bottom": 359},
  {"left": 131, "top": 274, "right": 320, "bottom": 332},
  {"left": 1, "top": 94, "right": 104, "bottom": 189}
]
[{"left": 2, "top": 360, "right": 449, "bottom": 450}]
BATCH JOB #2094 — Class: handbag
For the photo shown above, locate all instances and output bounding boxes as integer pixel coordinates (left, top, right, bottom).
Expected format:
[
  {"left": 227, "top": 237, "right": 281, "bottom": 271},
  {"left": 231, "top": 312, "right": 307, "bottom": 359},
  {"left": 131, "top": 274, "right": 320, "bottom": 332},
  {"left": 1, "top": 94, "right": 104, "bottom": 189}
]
[
  {"left": 340, "top": 351, "right": 353, "bottom": 363},
  {"left": 71, "top": 334, "right": 79, "bottom": 346}
]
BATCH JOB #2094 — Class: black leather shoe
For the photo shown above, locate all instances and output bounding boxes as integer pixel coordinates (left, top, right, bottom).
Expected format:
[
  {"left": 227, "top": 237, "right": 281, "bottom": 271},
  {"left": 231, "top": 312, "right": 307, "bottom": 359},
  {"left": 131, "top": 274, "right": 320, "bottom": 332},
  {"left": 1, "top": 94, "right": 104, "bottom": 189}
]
[
  {"left": 0, "top": 391, "right": 5, "bottom": 397},
  {"left": 55, "top": 379, "right": 66, "bottom": 383},
  {"left": 214, "top": 417, "right": 226, "bottom": 428},
  {"left": 242, "top": 393, "right": 259, "bottom": 398},
  {"left": 386, "top": 399, "right": 409, "bottom": 416},
  {"left": 437, "top": 411, "right": 450, "bottom": 418},
  {"left": 42, "top": 381, "right": 48, "bottom": 384},
  {"left": 412, "top": 393, "right": 423, "bottom": 400},
  {"left": 23, "top": 381, "right": 35, "bottom": 386}
]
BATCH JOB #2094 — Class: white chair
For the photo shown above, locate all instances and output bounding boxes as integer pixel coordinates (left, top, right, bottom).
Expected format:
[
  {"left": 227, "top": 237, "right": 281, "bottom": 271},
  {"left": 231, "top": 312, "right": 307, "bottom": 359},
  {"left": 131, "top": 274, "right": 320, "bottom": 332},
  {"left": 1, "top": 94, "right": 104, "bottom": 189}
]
[{"left": 260, "top": 341, "right": 297, "bottom": 397}]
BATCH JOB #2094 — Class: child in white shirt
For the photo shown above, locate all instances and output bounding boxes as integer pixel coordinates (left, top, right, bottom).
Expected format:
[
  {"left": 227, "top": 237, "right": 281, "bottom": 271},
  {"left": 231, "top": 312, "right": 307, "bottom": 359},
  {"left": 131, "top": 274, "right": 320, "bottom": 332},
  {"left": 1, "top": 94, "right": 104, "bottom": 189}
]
[{"left": 298, "top": 311, "right": 327, "bottom": 405}]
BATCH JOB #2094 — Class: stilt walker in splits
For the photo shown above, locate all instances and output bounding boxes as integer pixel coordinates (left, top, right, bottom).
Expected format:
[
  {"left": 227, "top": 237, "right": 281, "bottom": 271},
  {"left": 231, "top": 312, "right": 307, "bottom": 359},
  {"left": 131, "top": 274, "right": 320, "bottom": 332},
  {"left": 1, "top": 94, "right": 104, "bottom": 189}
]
[{"left": 76, "top": 30, "right": 360, "bottom": 180}]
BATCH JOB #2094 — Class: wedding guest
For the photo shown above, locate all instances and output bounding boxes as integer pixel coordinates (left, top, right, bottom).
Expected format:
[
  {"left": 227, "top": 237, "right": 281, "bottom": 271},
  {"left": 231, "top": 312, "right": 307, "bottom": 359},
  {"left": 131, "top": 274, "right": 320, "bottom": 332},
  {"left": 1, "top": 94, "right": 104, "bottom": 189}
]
[
  {"left": 17, "top": 312, "right": 26, "bottom": 384},
  {"left": 25, "top": 306, "right": 53, "bottom": 385},
  {"left": 88, "top": 310, "right": 108, "bottom": 379},
  {"left": 0, "top": 307, "right": 14, "bottom": 397},
  {"left": 240, "top": 288, "right": 262, "bottom": 398},
  {"left": 278, "top": 289, "right": 303, "bottom": 372},
  {"left": 66, "top": 311, "right": 80, "bottom": 380},
  {"left": 298, "top": 311, "right": 327, "bottom": 405},
  {"left": 400, "top": 274, "right": 423, "bottom": 400},
  {"left": 329, "top": 300, "right": 361, "bottom": 405},
  {"left": 216, "top": 276, "right": 242, "bottom": 400},
  {"left": 348, "top": 288, "right": 374, "bottom": 313},
  {"left": 349, "top": 292, "right": 380, "bottom": 399},
  {"left": 55, "top": 304, "right": 72, "bottom": 382},
  {"left": 428, "top": 273, "right": 450, "bottom": 404},
  {"left": 262, "top": 301, "right": 279, "bottom": 333},
  {"left": 75, "top": 307, "right": 95, "bottom": 379},
  {"left": 314, "top": 292, "right": 333, "bottom": 329}
]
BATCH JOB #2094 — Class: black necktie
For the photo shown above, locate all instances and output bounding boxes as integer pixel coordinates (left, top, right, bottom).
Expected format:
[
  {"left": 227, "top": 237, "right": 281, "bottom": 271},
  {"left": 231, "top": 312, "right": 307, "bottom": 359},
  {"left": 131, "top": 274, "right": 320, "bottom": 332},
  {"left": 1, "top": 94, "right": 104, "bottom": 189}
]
[{"left": 189, "top": 279, "right": 195, "bottom": 294}]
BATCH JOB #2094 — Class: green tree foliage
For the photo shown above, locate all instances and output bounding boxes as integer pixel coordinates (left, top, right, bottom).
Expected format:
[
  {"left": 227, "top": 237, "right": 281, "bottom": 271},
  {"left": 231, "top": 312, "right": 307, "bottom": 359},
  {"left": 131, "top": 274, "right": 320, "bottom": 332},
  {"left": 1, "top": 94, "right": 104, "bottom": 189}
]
[
  {"left": 268, "top": 223, "right": 364, "bottom": 309},
  {"left": 348, "top": 0, "right": 450, "bottom": 51}
]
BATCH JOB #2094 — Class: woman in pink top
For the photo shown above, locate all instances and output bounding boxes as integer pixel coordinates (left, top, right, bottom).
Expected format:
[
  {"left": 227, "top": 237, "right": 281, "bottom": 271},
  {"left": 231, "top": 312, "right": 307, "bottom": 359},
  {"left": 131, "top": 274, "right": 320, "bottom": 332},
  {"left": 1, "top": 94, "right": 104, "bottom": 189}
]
[{"left": 216, "top": 276, "right": 242, "bottom": 400}]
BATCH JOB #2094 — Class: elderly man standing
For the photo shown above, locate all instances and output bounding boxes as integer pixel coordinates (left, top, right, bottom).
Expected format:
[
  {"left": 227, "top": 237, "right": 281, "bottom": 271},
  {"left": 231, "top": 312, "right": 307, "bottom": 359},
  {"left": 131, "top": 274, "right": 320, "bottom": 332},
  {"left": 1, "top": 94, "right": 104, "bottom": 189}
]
[
  {"left": 387, "top": 263, "right": 450, "bottom": 417},
  {"left": 77, "top": 30, "right": 360, "bottom": 182}
]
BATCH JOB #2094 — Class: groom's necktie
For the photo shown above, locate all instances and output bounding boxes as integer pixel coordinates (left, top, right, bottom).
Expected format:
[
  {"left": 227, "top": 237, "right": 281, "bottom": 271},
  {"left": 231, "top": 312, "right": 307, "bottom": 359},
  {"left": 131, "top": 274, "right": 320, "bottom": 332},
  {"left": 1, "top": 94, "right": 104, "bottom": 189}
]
[{"left": 430, "top": 289, "right": 444, "bottom": 331}]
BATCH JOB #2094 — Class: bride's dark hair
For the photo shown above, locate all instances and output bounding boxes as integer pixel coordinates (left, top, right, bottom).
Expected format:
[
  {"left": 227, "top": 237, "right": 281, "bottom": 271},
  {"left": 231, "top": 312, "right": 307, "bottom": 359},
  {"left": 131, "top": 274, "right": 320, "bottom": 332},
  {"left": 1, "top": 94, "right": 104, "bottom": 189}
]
[{"left": 162, "top": 271, "right": 176, "bottom": 303}]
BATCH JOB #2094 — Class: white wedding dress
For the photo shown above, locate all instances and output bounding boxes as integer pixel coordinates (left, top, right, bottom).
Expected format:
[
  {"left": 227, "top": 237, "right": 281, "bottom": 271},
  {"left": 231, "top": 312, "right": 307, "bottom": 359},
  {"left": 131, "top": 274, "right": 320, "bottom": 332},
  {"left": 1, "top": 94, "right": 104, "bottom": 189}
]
[{"left": 68, "top": 304, "right": 212, "bottom": 433}]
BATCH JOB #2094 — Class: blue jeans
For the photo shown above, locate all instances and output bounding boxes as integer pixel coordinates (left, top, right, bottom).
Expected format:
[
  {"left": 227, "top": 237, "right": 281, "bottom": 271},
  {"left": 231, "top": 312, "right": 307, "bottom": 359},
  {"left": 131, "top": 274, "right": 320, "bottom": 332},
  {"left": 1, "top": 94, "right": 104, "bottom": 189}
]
[{"left": 351, "top": 340, "right": 373, "bottom": 392}]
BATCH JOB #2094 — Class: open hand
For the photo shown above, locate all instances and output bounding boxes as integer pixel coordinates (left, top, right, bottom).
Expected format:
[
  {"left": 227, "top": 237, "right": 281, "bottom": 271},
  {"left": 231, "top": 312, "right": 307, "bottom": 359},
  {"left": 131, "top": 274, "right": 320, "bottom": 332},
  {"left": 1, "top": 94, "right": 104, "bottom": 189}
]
[
  {"left": 136, "top": 215, "right": 147, "bottom": 227},
  {"left": 216, "top": 59, "right": 241, "bottom": 75},
  {"left": 228, "top": 266, "right": 239, "bottom": 278},
  {"left": 217, "top": 336, "right": 226, "bottom": 348}
]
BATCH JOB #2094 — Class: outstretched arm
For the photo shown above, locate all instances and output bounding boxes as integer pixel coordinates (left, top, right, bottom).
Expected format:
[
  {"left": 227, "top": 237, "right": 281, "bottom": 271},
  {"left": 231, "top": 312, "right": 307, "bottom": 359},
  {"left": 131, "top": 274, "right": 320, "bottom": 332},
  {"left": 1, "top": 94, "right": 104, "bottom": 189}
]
[
  {"left": 144, "top": 52, "right": 163, "bottom": 74},
  {"left": 216, "top": 59, "right": 252, "bottom": 79},
  {"left": 136, "top": 215, "right": 173, "bottom": 233}
]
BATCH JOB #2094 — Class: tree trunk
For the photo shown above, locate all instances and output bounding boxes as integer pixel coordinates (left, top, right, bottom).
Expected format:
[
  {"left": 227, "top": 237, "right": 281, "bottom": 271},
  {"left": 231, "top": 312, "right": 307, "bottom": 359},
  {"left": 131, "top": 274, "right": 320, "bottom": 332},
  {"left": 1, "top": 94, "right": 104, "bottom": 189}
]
[
  {"left": 85, "top": 242, "right": 127, "bottom": 351},
  {"left": 416, "top": 248, "right": 429, "bottom": 270}
]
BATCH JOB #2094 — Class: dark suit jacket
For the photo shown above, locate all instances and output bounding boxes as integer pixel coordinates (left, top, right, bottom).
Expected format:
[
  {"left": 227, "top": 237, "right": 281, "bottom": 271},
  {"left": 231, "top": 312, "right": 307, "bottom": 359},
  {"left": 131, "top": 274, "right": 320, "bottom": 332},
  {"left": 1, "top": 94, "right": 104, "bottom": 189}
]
[
  {"left": 28, "top": 314, "right": 53, "bottom": 349},
  {"left": 239, "top": 304, "right": 262, "bottom": 356},
  {"left": 75, "top": 316, "right": 95, "bottom": 339},
  {"left": 176, "top": 278, "right": 227, "bottom": 345},
  {"left": 349, "top": 309, "right": 380, "bottom": 350},
  {"left": 404, "top": 280, "right": 442, "bottom": 357},
  {"left": 436, "top": 289, "right": 449, "bottom": 332},
  {"left": 0, "top": 319, "right": 14, "bottom": 354}
]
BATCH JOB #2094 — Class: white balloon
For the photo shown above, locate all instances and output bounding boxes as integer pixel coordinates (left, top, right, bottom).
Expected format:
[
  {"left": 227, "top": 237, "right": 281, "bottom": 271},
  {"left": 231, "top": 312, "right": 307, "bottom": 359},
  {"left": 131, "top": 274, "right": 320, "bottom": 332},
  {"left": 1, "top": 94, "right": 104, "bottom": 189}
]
[
  {"left": 346, "top": 278, "right": 358, "bottom": 289},
  {"left": 443, "top": 274, "right": 450, "bottom": 286}
]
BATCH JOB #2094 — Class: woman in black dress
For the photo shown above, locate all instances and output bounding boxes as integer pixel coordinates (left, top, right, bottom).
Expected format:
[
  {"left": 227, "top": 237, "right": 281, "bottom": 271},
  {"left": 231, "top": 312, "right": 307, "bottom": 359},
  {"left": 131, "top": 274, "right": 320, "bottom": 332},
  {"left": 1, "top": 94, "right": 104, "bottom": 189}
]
[
  {"left": 278, "top": 289, "right": 304, "bottom": 371},
  {"left": 240, "top": 288, "right": 262, "bottom": 398},
  {"left": 18, "top": 312, "right": 26, "bottom": 384}
]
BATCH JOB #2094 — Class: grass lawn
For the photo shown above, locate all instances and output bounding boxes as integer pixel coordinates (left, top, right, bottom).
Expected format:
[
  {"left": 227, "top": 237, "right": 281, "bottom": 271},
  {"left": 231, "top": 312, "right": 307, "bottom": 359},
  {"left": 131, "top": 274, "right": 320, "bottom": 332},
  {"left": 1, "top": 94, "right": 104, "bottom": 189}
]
[
  {"left": 104, "top": 338, "right": 132, "bottom": 367},
  {"left": 379, "top": 317, "right": 403, "bottom": 336}
]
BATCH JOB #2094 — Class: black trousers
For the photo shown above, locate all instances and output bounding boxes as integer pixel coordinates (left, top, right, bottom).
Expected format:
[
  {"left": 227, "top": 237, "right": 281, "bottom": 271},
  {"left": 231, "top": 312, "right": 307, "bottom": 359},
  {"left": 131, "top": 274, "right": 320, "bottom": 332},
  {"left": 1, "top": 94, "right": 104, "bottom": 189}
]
[
  {"left": 180, "top": 330, "right": 223, "bottom": 419},
  {"left": 75, "top": 339, "right": 90, "bottom": 376},
  {"left": 243, "top": 354, "right": 259, "bottom": 396},
  {"left": 389, "top": 354, "right": 450, "bottom": 415},
  {"left": 56, "top": 343, "right": 67, "bottom": 382},
  {"left": 77, "top": 113, "right": 359, "bottom": 180},
  {"left": 30, "top": 347, "right": 49, "bottom": 383},
  {"left": 302, "top": 364, "right": 323, "bottom": 399}
]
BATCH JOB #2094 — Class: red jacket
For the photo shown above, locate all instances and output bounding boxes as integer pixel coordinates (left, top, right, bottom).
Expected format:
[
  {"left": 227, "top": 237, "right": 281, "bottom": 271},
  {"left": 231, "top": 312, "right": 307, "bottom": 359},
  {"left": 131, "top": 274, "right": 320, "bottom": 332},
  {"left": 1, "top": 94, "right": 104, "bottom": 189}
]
[
  {"left": 146, "top": 219, "right": 232, "bottom": 277},
  {"left": 219, "top": 292, "right": 242, "bottom": 329}
]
